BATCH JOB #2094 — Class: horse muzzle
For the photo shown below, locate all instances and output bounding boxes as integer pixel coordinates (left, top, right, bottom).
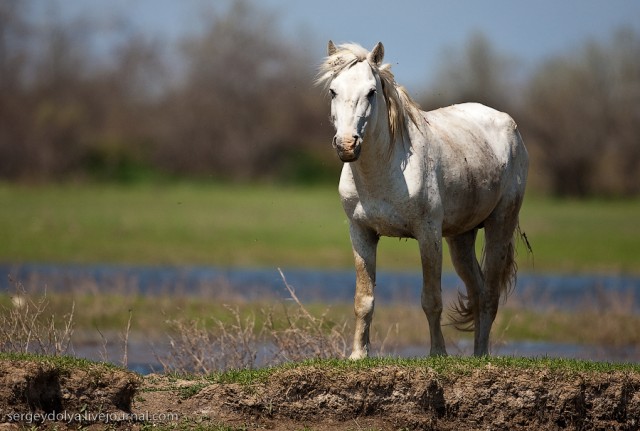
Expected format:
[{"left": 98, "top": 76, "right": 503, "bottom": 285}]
[{"left": 333, "top": 135, "right": 362, "bottom": 162}]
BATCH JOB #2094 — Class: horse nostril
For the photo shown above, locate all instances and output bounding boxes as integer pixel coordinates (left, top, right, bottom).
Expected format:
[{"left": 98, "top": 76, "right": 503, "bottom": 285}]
[
  {"left": 353, "top": 134, "right": 361, "bottom": 143},
  {"left": 332, "top": 136, "right": 338, "bottom": 148}
]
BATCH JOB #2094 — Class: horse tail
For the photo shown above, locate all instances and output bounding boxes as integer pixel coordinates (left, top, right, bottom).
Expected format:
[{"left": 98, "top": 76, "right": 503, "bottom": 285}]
[
  {"left": 449, "top": 291, "right": 475, "bottom": 332},
  {"left": 493, "top": 229, "right": 518, "bottom": 300},
  {"left": 496, "top": 222, "right": 533, "bottom": 302}
]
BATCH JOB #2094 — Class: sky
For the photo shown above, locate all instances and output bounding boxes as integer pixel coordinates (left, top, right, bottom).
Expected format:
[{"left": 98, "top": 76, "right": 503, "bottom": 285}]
[{"left": 50, "top": 0, "right": 640, "bottom": 92}]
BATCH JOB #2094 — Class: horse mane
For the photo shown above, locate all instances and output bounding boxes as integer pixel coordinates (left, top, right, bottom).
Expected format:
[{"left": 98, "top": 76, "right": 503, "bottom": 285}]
[{"left": 316, "top": 42, "right": 422, "bottom": 144}]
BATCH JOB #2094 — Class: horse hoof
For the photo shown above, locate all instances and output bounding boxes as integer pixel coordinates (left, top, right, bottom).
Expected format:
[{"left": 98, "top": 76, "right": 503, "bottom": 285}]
[{"left": 349, "top": 351, "right": 368, "bottom": 360}]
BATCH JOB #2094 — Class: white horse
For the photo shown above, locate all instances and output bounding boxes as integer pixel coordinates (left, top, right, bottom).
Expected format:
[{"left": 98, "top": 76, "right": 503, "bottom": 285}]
[{"left": 317, "top": 41, "right": 528, "bottom": 358}]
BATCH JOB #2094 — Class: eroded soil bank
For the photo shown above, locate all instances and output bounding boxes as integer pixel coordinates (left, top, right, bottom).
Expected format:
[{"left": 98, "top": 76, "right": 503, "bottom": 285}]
[{"left": 1, "top": 359, "right": 639, "bottom": 430}]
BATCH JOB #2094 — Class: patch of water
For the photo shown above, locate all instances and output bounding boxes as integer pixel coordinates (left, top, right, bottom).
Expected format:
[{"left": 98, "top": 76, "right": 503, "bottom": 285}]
[
  {"left": 400, "top": 340, "right": 639, "bottom": 363},
  {"left": 1, "top": 263, "right": 639, "bottom": 309}
]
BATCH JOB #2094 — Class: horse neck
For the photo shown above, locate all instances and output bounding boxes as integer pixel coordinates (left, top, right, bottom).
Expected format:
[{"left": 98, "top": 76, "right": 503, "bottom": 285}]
[{"left": 351, "top": 110, "right": 407, "bottom": 187}]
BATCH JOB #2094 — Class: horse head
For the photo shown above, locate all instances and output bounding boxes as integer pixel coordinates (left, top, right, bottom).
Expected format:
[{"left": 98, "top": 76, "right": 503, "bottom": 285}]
[{"left": 324, "top": 41, "right": 385, "bottom": 162}]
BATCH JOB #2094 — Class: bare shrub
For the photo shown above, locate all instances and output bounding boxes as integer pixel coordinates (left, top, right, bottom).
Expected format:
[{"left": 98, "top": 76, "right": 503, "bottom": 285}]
[
  {"left": 121, "top": 309, "right": 133, "bottom": 368},
  {"left": 0, "top": 278, "right": 74, "bottom": 355},
  {"left": 158, "top": 269, "right": 347, "bottom": 374},
  {"left": 264, "top": 269, "right": 347, "bottom": 363},
  {"left": 158, "top": 305, "right": 258, "bottom": 374}
]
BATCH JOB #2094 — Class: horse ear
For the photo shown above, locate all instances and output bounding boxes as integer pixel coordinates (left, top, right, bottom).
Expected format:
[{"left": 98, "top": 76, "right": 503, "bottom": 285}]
[
  {"left": 327, "top": 40, "right": 337, "bottom": 56},
  {"left": 368, "top": 42, "right": 384, "bottom": 65}
]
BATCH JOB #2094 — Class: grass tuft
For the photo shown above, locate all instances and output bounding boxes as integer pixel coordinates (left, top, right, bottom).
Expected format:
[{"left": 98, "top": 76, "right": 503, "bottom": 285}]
[{"left": 0, "top": 351, "right": 130, "bottom": 372}]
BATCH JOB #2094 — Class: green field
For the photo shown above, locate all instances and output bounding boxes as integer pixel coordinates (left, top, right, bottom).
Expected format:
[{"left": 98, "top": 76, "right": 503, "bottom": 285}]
[{"left": 1, "top": 182, "right": 638, "bottom": 273}]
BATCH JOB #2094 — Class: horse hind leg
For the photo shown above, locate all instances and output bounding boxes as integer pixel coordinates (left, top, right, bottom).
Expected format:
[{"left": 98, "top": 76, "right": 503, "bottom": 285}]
[
  {"left": 475, "top": 200, "right": 521, "bottom": 356},
  {"left": 418, "top": 231, "right": 447, "bottom": 356},
  {"left": 446, "top": 229, "right": 484, "bottom": 334}
]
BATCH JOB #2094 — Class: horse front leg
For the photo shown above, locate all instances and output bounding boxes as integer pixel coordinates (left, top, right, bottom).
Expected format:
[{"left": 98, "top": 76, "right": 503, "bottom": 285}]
[
  {"left": 348, "top": 222, "right": 379, "bottom": 360},
  {"left": 418, "top": 225, "right": 447, "bottom": 356}
]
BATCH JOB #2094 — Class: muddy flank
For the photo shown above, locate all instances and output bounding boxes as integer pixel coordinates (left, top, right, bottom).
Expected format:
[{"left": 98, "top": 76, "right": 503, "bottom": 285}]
[{"left": 1, "top": 359, "right": 640, "bottom": 430}]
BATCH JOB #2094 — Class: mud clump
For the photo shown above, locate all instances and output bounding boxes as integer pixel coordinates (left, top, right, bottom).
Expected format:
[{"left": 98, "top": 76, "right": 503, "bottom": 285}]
[{"left": 0, "top": 360, "right": 140, "bottom": 427}]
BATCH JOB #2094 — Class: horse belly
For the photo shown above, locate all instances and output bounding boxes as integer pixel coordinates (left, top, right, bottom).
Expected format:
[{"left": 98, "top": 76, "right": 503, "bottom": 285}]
[
  {"left": 441, "top": 157, "right": 505, "bottom": 236},
  {"left": 441, "top": 191, "right": 499, "bottom": 236}
]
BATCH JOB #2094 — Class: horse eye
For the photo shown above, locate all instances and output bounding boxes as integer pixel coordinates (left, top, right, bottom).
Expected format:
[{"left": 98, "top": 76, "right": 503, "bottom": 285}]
[
  {"left": 367, "top": 89, "right": 376, "bottom": 99},
  {"left": 329, "top": 89, "right": 337, "bottom": 99}
]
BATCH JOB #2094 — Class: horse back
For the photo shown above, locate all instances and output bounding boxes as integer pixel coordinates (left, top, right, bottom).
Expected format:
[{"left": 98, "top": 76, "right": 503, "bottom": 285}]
[{"left": 425, "top": 102, "right": 522, "bottom": 161}]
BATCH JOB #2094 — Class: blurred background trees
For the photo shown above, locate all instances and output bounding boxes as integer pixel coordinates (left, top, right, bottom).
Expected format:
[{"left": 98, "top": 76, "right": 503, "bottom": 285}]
[
  {"left": 0, "top": 0, "right": 333, "bottom": 184},
  {"left": 421, "top": 29, "right": 640, "bottom": 197},
  {"left": 523, "top": 29, "right": 640, "bottom": 197},
  {"left": 1, "top": 0, "right": 638, "bottom": 196},
  {"left": 420, "top": 32, "right": 519, "bottom": 114},
  {"left": 154, "top": 1, "right": 329, "bottom": 181}
]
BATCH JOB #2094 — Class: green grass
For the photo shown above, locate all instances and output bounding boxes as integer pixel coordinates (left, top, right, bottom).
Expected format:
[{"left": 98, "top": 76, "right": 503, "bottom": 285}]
[
  {"left": 0, "top": 351, "right": 127, "bottom": 372},
  {"left": 518, "top": 196, "right": 640, "bottom": 273},
  {"left": 5, "top": 353, "right": 637, "bottom": 386},
  {"left": 0, "top": 182, "right": 351, "bottom": 268},
  {"left": 1, "top": 182, "right": 638, "bottom": 273},
  {"left": 198, "top": 356, "right": 640, "bottom": 387}
]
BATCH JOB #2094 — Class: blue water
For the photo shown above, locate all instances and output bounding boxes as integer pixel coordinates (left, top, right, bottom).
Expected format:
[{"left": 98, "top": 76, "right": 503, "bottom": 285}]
[{"left": 1, "top": 262, "right": 639, "bottom": 309}]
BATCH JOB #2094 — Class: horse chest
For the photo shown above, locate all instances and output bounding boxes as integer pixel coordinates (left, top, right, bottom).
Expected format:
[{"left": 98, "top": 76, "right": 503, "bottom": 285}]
[{"left": 347, "top": 196, "right": 417, "bottom": 239}]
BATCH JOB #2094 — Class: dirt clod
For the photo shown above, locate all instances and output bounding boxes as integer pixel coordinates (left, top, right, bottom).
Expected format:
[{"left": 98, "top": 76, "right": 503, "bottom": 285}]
[{"left": 0, "top": 360, "right": 140, "bottom": 426}]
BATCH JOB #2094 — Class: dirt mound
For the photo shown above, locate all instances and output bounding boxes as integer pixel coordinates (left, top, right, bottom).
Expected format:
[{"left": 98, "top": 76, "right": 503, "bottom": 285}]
[
  {"left": 1, "top": 359, "right": 639, "bottom": 430},
  {"left": 0, "top": 359, "right": 140, "bottom": 426},
  {"left": 140, "top": 364, "right": 640, "bottom": 430}
]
